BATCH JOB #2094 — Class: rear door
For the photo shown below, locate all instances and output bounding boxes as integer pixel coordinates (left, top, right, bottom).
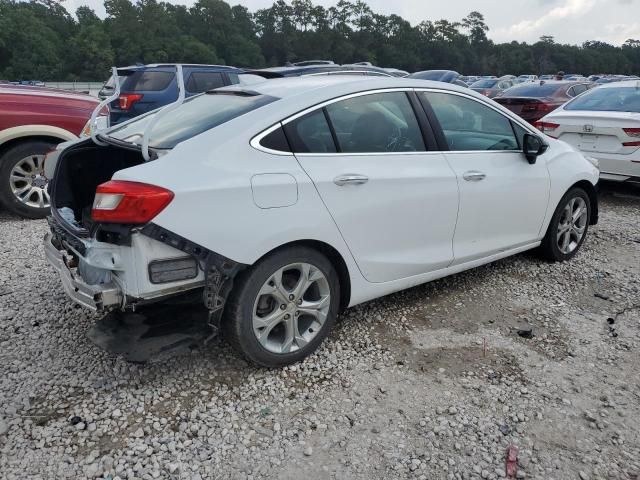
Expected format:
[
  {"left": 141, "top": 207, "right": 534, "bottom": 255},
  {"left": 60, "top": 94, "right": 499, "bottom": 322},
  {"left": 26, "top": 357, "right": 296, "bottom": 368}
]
[
  {"left": 419, "top": 90, "right": 550, "bottom": 264},
  {"left": 285, "top": 90, "right": 459, "bottom": 283}
]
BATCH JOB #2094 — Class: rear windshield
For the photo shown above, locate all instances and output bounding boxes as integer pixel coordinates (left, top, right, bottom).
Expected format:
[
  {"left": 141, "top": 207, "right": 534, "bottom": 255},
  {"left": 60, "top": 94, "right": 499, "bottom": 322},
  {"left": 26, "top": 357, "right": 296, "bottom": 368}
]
[
  {"left": 502, "top": 84, "right": 564, "bottom": 97},
  {"left": 107, "top": 92, "right": 277, "bottom": 149},
  {"left": 564, "top": 87, "right": 640, "bottom": 112},
  {"left": 471, "top": 79, "right": 498, "bottom": 88},
  {"left": 121, "top": 71, "right": 174, "bottom": 92}
]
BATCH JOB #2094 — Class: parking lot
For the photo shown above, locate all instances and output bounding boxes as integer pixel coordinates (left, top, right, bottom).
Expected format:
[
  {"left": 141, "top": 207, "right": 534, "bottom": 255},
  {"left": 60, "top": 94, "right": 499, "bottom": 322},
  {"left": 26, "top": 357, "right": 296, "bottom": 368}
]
[{"left": 0, "top": 182, "right": 637, "bottom": 480}]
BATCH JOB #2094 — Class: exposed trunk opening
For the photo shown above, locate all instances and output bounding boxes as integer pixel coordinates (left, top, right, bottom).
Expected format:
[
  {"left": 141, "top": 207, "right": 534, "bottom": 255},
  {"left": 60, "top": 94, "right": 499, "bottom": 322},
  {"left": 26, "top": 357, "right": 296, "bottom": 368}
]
[{"left": 51, "top": 140, "right": 146, "bottom": 233}]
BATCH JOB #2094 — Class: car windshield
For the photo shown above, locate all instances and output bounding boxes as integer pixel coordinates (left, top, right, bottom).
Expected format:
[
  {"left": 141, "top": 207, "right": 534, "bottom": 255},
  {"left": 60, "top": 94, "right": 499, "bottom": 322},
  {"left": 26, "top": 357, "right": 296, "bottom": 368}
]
[
  {"left": 564, "top": 86, "right": 640, "bottom": 112},
  {"left": 106, "top": 92, "right": 278, "bottom": 149},
  {"left": 501, "top": 84, "right": 563, "bottom": 97},
  {"left": 471, "top": 79, "right": 497, "bottom": 88}
]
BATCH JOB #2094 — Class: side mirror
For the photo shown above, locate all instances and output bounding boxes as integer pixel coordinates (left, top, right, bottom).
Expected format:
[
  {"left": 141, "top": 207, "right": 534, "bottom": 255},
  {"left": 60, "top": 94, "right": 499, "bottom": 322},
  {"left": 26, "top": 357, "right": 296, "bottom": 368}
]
[{"left": 523, "top": 133, "right": 548, "bottom": 164}]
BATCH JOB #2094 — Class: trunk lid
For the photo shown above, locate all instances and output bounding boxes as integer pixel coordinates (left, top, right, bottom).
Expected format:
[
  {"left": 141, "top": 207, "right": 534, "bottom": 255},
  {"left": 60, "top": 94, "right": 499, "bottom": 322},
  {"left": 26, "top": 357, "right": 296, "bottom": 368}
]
[{"left": 545, "top": 110, "right": 640, "bottom": 155}]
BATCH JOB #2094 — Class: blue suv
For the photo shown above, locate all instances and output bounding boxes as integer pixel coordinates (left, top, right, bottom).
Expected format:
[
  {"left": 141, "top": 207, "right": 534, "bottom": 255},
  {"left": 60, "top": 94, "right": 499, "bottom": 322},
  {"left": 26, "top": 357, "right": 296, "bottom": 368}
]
[{"left": 105, "top": 64, "right": 247, "bottom": 125}]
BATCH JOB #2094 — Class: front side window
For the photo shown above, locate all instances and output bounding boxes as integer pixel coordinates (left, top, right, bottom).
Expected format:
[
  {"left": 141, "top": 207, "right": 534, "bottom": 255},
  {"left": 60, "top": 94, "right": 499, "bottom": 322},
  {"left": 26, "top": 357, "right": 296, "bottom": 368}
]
[
  {"left": 420, "top": 92, "right": 518, "bottom": 151},
  {"left": 325, "top": 92, "right": 425, "bottom": 153}
]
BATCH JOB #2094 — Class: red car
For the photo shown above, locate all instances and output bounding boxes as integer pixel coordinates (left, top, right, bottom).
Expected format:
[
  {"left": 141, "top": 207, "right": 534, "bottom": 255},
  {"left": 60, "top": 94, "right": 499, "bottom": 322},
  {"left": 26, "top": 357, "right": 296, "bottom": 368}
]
[
  {"left": 0, "top": 85, "right": 99, "bottom": 218},
  {"left": 494, "top": 81, "right": 593, "bottom": 124}
]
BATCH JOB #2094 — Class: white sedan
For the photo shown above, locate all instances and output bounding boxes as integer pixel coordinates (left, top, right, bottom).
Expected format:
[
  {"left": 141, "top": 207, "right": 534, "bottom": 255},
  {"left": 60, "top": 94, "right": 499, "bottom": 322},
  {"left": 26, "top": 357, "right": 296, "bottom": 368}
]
[
  {"left": 44, "top": 76, "right": 599, "bottom": 367},
  {"left": 536, "top": 80, "right": 640, "bottom": 182}
]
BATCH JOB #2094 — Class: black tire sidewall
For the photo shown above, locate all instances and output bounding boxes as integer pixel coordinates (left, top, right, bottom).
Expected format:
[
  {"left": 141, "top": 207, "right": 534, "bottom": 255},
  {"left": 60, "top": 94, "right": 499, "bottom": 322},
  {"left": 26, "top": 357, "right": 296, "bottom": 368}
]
[
  {"left": 544, "top": 187, "right": 591, "bottom": 261},
  {"left": 0, "top": 140, "right": 57, "bottom": 219},
  {"left": 226, "top": 246, "right": 340, "bottom": 367}
]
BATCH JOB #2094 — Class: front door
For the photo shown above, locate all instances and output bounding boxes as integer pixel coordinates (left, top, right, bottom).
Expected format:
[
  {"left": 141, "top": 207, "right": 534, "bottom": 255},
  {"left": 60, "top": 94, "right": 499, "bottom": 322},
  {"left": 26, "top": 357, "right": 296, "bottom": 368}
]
[
  {"left": 285, "top": 91, "right": 459, "bottom": 283},
  {"left": 418, "top": 91, "right": 550, "bottom": 264}
]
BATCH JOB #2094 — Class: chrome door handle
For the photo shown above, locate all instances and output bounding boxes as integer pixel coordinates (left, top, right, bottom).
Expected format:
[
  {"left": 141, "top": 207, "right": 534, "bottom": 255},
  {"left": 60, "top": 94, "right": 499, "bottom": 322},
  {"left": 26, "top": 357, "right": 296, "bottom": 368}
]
[
  {"left": 462, "top": 171, "right": 486, "bottom": 182},
  {"left": 333, "top": 174, "right": 369, "bottom": 186}
]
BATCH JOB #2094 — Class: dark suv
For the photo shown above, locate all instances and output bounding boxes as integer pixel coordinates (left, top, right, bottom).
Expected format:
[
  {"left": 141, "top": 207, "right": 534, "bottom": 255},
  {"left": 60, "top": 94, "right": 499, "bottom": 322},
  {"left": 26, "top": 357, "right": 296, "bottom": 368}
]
[{"left": 104, "top": 64, "right": 247, "bottom": 125}]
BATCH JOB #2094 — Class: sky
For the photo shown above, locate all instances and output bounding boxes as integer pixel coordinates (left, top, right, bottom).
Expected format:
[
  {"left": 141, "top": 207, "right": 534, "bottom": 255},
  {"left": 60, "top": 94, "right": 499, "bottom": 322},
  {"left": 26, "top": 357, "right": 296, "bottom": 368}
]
[{"left": 64, "top": 0, "right": 640, "bottom": 46}]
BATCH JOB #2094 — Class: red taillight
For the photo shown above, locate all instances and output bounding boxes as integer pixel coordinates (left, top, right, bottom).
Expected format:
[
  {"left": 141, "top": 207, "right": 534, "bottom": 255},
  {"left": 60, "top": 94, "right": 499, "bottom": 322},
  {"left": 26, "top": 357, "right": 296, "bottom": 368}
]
[
  {"left": 483, "top": 89, "right": 492, "bottom": 96},
  {"left": 622, "top": 141, "right": 640, "bottom": 147},
  {"left": 118, "top": 93, "right": 143, "bottom": 111},
  {"left": 623, "top": 128, "right": 640, "bottom": 138},
  {"left": 522, "top": 103, "right": 554, "bottom": 113},
  {"left": 91, "top": 181, "right": 173, "bottom": 224},
  {"left": 534, "top": 121, "right": 560, "bottom": 133}
]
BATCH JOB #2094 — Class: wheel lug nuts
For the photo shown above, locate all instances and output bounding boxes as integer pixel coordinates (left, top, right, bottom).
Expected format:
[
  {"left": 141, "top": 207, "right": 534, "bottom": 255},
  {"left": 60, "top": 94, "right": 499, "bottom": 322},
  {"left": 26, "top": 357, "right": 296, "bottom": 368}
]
[
  {"left": 289, "top": 294, "right": 295, "bottom": 301},
  {"left": 280, "top": 304, "right": 286, "bottom": 310},
  {"left": 297, "top": 299, "right": 302, "bottom": 305},
  {"left": 284, "top": 314, "right": 290, "bottom": 319}
]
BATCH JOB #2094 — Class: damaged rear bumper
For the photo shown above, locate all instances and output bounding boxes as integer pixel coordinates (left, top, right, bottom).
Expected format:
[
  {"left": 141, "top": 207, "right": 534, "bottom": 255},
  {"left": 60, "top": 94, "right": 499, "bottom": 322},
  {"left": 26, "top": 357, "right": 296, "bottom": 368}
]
[{"left": 44, "top": 232, "right": 123, "bottom": 311}]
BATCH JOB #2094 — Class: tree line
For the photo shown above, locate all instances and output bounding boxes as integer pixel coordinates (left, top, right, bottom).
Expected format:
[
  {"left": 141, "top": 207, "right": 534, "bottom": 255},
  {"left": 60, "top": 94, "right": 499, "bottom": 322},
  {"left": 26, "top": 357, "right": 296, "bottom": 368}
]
[{"left": 0, "top": 0, "right": 639, "bottom": 81}]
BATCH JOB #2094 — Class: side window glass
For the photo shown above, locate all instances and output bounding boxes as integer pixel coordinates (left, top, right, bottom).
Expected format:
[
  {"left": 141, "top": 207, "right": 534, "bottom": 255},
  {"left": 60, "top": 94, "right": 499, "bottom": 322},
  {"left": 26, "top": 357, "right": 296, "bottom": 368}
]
[
  {"left": 186, "top": 72, "right": 225, "bottom": 93},
  {"left": 512, "top": 122, "right": 528, "bottom": 150},
  {"left": 420, "top": 92, "right": 518, "bottom": 151},
  {"left": 259, "top": 126, "right": 291, "bottom": 152},
  {"left": 567, "top": 87, "right": 576, "bottom": 97},
  {"left": 285, "top": 110, "right": 336, "bottom": 153},
  {"left": 573, "top": 84, "right": 587, "bottom": 95},
  {"left": 325, "top": 92, "right": 425, "bottom": 153}
]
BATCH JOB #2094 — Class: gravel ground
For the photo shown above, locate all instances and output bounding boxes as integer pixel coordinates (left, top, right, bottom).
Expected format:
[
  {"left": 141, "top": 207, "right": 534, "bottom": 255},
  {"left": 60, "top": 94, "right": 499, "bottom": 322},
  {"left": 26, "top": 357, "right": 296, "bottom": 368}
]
[{"left": 1, "top": 183, "right": 639, "bottom": 480}]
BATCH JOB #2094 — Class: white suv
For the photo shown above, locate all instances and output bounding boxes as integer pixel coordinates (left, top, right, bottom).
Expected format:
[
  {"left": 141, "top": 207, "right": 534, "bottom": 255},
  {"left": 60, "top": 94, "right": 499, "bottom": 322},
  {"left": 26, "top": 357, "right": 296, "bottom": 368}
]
[{"left": 45, "top": 76, "right": 599, "bottom": 367}]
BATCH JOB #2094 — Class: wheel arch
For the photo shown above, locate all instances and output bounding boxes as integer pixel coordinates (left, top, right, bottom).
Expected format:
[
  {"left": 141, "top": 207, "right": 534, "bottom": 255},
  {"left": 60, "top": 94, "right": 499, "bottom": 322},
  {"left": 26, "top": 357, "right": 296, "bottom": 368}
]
[
  {"left": 570, "top": 179, "right": 598, "bottom": 225},
  {"left": 0, "top": 132, "right": 69, "bottom": 161},
  {"left": 257, "top": 239, "right": 352, "bottom": 312}
]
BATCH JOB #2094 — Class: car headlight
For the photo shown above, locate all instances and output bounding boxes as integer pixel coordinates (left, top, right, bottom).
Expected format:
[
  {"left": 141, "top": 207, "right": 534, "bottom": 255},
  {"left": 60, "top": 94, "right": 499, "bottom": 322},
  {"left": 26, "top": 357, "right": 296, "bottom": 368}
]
[{"left": 584, "top": 155, "right": 599, "bottom": 169}]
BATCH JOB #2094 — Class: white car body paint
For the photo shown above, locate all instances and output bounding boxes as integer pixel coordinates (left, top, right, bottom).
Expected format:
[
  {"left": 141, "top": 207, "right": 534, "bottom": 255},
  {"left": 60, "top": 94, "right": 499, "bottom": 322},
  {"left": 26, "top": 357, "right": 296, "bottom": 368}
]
[
  {"left": 540, "top": 80, "right": 640, "bottom": 181},
  {"left": 49, "top": 76, "right": 599, "bottom": 310}
]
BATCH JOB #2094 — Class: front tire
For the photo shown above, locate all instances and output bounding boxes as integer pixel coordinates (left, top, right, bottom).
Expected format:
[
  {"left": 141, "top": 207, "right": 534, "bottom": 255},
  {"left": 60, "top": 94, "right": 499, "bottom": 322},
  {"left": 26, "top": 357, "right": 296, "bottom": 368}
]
[
  {"left": 224, "top": 246, "right": 340, "bottom": 367},
  {"left": 0, "top": 140, "right": 57, "bottom": 219},
  {"left": 539, "top": 187, "right": 591, "bottom": 262}
]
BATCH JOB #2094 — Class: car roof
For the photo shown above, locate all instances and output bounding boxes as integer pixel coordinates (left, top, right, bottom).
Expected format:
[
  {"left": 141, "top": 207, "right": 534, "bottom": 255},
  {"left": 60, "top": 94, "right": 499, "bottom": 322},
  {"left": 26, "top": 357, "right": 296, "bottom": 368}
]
[
  {"left": 216, "top": 75, "right": 477, "bottom": 101},
  {"left": 118, "top": 64, "right": 241, "bottom": 72},
  {"left": 597, "top": 79, "right": 640, "bottom": 89}
]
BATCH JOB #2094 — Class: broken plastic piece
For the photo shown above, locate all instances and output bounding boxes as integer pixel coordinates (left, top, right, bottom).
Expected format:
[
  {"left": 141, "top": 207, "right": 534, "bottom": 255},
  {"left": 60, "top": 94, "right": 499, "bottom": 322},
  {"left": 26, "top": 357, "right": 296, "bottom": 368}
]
[{"left": 506, "top": 444, "right": 518, "bottom": 479}]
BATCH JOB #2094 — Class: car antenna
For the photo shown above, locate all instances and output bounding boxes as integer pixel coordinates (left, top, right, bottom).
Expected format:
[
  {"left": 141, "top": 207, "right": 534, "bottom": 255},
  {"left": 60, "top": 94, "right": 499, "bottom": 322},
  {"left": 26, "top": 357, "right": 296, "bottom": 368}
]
[
  {"left": 141, "top": 64, "right": 186, "bottom": 162},
  {"left": 89, "top": 66, "right": 120, "bottom": 147}
]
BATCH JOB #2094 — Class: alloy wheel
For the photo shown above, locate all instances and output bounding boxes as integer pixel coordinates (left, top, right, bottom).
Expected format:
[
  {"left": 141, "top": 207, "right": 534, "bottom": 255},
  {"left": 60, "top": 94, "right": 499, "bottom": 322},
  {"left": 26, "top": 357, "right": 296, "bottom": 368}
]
[
  {"left": 9, "top": 154, "right": 50, "bottom": 209},
  {"left": 252, "top": 263, "right": 330, "bottom": 354},
  {"left": 556, "top": 196, "right": 587, "bottom": 254}
]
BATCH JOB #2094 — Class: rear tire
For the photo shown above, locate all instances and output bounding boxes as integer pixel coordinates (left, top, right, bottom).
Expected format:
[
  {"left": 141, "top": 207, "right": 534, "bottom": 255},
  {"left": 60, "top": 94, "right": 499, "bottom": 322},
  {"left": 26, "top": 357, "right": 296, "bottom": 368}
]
[
  {"left": 0, "top": 140, "right": 57, "bottom": 219},
  {"left": 539, "top": 187, "right": 591, "bottom": 262},
  {"left": 224, "top": 246, "right": 340, "bottom": 367}
]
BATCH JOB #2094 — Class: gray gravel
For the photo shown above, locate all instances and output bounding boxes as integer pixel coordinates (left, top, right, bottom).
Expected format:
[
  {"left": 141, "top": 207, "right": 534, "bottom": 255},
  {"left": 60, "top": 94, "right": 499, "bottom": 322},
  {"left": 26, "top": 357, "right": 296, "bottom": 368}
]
[{"left": 1, "top": 183, "right": 639, "bottom": 480}]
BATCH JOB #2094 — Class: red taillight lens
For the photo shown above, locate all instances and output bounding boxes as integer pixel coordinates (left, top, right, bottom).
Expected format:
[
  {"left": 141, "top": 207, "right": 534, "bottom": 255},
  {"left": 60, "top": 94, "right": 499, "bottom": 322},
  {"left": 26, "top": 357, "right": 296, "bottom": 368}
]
[
  {"left": 623, "top": 128, "right": 640, "bottom": 138},
  {"left": 118, "top": 94, "right": 143, "bottom": 111},
  {"left": 622, "top": 141, "right": 640, "bottom": 147},
  {"left": 91, "top": 181, "right": 173, "bottom": 224},
  {"left": 534, "top": 121, "right": 560, "bottom": 133}
]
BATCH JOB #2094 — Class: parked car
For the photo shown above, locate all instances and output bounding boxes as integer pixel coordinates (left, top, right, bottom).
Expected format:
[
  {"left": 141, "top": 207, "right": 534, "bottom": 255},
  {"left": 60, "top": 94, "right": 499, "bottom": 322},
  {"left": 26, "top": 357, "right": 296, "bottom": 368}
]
[
  {"left": 470, "top": 76, "right": 515, "bottom": 98},
  {"left": 106, "top": 64, "right": 252, "bottom": 125},
  {"left": 517, "top": 75, "right": 538, "bottom": 82},
  {"left": 535, "top": 80, "right": 640, "bottom": 182},
  {"left": 0, "top": 84, "right": 99, "bottom": 218},
  {"left": 539, "top": 75, "right": 555, "bottom": 81},
  {"left": 408, "top": 70, "right": 468, "bottom": 87},
  {"left": 494, "top": 81, "right": 593, "bottom": 124},
  {"left": 44, "top": 76, "right": 599, "bottom": 366},
  {"left": 253, "top": 64, "right": 394, "bottom": 79},
  {"left": 383, "top": 68, "right": 410, "bottom": 77}
]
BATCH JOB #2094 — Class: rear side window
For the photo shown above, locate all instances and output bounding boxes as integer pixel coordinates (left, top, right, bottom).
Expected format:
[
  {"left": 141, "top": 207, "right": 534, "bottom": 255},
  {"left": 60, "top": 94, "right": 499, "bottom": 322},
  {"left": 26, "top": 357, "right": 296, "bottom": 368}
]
[
  {"left": 186, "top": 72, "right": 225, "bottom": 93},
  {"left": 285, "top": 110, "right": 336, "bottom": 153},
  {"left": 325, "top": 92, "right": 425, "bottom": 153},
  {"left": 108, "top": 92, "right": 278, "bottom": 149},
  {"left": 259, "top": 126, "right": 291, "bottom": 152},
  {"left": 121, "top": 71, "right": 174, "bottom": 92},
  {"left": 420, "top": 92, "right": 518, "bottom": 151}
]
